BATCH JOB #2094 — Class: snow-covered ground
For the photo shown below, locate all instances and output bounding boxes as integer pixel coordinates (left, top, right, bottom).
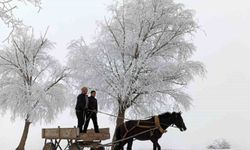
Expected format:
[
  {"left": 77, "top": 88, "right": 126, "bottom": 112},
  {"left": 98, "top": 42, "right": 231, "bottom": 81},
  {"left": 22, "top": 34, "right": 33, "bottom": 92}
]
[
  {"left": 1, "top": 0, "right": 250, "bottom": 150},
  {"left": 1, "top": 109, "right": 250, "bottom": 149}
]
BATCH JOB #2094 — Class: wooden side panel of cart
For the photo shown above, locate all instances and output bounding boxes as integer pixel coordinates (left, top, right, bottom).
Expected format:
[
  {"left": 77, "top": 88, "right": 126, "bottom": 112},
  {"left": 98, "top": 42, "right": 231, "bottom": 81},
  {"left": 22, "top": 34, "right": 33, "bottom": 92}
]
[{"left": 42, "top": 127, "right": 110, "bottom": 141}]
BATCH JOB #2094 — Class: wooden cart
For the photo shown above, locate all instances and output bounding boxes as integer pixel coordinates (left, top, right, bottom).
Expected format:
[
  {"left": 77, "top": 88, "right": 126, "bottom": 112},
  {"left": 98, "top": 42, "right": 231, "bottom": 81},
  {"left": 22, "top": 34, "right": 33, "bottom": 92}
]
[{"left": 42, "top": 126, "right": 110, "bottom": 150}]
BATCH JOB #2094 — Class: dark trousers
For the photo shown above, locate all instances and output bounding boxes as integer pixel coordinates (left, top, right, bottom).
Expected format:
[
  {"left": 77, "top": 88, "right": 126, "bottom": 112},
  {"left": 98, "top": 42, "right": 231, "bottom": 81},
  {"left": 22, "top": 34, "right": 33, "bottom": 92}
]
[
  {"left": 76, "top": 110, "right": 85, "bottom": 133},
  {"left": 83, "top": 111, "right": 99, "bottom": 133}
]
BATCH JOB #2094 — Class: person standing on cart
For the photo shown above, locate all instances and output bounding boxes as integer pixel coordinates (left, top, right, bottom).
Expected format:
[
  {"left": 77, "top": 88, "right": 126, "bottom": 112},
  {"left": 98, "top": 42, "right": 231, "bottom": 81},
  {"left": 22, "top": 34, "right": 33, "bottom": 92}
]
[
  {"left": 83, "top": 90, "right": 100, "bottom": 133},
  {"left": 75, "top": 87, "right": 89, "bottom": 133}
]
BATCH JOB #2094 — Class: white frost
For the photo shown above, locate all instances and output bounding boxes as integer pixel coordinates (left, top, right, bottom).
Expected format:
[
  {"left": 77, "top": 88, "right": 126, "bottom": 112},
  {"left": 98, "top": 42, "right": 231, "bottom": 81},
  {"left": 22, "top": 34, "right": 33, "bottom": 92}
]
[
  {"left": 68, "top": 0, "right": 206, "bottom": 117},
  {"left": 0, "top": 27, "right": 69, "bottom": 123}
]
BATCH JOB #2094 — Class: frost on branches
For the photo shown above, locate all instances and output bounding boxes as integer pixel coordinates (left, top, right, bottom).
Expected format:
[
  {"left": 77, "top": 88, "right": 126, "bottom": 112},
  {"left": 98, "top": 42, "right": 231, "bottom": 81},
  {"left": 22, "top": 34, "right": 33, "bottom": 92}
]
[
  {"left": 207, "top": 139, "right": 231, "bottom": 149},
  {"left": 0, "top": 28, "right": 69, "bottom": 149},
  {"left": 0, "top": 27, "right": 70, "bottom": 123},
  {"left": 68, "top": 0, "right": 205, "bottom": 125},
  {"left": 0, "top": 0, "right": 42, "bottom": 39}
]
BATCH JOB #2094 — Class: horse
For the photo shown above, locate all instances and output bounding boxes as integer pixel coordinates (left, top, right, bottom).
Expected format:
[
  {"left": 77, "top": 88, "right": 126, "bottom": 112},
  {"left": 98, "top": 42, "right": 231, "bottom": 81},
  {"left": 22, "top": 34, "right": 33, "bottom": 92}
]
[{"left": 114, "top": 112, "right": 187, "bottom": 150}]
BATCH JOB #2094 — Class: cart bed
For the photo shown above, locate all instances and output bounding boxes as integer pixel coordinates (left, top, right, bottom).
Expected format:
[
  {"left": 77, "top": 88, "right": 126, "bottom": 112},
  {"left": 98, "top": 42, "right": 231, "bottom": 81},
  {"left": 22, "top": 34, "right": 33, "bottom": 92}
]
[{"left": 42, "top": 127, "right": 110, "bottom": 141}]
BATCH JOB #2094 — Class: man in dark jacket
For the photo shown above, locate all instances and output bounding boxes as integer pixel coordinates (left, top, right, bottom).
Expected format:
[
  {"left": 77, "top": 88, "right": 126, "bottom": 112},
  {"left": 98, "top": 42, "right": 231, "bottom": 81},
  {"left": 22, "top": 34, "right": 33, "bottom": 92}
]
[
  {"left": 83, "top": 90, "right": 99, "bottom": 133},
  {"left": 75, "top": 87, "right": 88, "bottom": 133}
]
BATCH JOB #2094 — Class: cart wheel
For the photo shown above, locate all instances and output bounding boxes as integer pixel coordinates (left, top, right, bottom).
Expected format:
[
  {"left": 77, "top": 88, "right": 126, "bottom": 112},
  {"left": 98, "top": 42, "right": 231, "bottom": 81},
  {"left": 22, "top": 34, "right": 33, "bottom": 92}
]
[
  {"left": 69, "top": 143, "right": 81, "bottom": 150},
  {"left": 90, "top": 147, "right": 105, "bottom": 150},
  {"left": 43, "top": 142, "right": 56, "bottom": 150}
]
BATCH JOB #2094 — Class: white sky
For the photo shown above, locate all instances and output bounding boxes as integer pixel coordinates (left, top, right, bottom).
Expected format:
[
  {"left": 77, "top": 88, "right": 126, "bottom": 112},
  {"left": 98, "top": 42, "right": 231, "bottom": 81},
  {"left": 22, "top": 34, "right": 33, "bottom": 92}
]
[{"left": 1, "top": 0, "right": 250, "bottom": 149}]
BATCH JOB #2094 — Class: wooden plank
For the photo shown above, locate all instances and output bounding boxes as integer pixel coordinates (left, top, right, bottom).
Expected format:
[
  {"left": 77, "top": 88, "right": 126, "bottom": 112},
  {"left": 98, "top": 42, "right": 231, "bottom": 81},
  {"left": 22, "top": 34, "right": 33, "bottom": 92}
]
[
  {"left": 42, "top": 127, "right": 79, "bottom": 139},
  {"left": 77, "top": 128, "right": 110, "bottom": 141},
  {"left": 42, "top": 129, "right": 45, "bottom": 138},
  {"left": 77, "top": 133, "right": 110, "bottom": 141},
  {"left": 82, "top": 128, "right": 109, "bottom": 134},
  {"left": 42, "top": 127, "right": 110, "bottom": 141}
]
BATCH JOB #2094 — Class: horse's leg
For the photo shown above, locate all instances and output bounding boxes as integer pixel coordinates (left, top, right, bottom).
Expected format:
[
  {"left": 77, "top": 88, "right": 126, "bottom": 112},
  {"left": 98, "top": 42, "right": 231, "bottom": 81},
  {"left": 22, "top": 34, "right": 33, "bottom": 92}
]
[
  {"left": 120, "top": 142, "right": 125, "bottom": 150},
  {"left": 114, "top": 141, "right": 125, "bottom": 150},
  {"left": 127, "top": 139, "right": 133, "bottom": 150},
  {"left": 155, "top": 141, "right": 161, "bottom": 150},
  {"left": 154, "top": 142, "right": 157, "bottom": 150},
  {"left": 151, "top": 141, "right": 156, "bottom": 150},
  {"left": 120, "top": 141, "right": 127, "bottom": 150},
  {"left": 151, "top": 138, "right": 161, "bottom": 150}
]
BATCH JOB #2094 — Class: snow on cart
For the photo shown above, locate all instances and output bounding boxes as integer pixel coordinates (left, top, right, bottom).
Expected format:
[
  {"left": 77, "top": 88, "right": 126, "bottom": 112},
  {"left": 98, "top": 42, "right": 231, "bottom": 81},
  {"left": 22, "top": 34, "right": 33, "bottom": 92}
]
[{"left": 42, "top": 126, "right": 110, "bottom": 150}]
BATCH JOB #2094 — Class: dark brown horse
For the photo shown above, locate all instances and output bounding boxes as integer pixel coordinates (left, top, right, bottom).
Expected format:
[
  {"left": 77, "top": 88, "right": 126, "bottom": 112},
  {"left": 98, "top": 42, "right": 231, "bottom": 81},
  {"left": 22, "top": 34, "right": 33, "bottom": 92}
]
[{"left": 114, "top": 112, "right": 186, "bottom": 150}]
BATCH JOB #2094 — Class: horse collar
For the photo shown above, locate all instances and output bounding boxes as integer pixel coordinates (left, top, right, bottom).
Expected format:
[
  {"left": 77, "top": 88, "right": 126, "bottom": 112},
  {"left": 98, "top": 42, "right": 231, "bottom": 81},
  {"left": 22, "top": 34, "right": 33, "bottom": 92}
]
[{"left": 154, "top": 116, "right": 166, "bottom": 134}]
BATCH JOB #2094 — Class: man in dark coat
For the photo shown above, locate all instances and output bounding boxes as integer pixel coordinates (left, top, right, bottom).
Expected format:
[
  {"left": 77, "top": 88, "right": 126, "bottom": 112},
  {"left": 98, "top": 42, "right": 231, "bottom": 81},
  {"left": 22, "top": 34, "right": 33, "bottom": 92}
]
[
  {"left": 75, "top": 87, "right": 88, "bottom": 133},
  {"left": 83, "top": 90, "right": 100, "bottom": 133}
]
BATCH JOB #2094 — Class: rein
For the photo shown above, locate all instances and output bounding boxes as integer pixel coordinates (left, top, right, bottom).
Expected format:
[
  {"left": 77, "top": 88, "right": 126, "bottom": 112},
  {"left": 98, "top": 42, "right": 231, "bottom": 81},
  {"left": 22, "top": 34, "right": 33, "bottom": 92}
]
[
  {"left": 88, "top": 110, "right": 178, "bottom": 129},
  {"left": 122, "top": 115, "right": 167, "bottom": 138},
  {"left": 84, "top": 110, "right": 182, "bottom": 149}
]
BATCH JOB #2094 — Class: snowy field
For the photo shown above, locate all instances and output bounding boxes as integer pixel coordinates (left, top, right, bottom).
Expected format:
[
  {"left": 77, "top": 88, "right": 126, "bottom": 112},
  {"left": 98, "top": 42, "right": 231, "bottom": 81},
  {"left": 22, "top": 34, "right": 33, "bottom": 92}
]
[{"left": 1, "top": 0, "right": 250, "bottom": 150}]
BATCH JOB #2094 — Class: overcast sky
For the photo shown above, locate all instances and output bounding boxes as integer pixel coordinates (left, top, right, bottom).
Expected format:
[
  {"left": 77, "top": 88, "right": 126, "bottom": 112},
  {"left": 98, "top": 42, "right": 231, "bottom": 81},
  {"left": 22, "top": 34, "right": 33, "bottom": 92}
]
[{"left": 0, "top": 0, "right": 250, "bottom": 149}]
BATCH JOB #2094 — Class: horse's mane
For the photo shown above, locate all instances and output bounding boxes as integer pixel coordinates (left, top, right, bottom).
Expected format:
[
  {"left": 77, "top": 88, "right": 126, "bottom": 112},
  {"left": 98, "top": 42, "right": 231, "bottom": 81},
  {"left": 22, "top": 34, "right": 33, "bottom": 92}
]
[
  {"left": 146, "top": 112, "right": 172, "bottom": 120},
  {"left": 158, "top": 112, "right": 172, "bottom": 118},
  {"left": 159, "top": 112, "right": 172, "bottom": 116},
  {"left": 137, "top": 112, "right": 174, "bottom": 121}
]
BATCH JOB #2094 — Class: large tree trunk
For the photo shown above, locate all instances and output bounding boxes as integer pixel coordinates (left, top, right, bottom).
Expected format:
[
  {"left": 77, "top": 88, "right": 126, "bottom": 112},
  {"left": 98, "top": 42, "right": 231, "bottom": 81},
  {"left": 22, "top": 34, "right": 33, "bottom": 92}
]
[
  {"left": 16, "top": 119, "right": 31, "bottom": 150},
  {"left": 111, "top": 108, "right": 125, "bottom": 150}
]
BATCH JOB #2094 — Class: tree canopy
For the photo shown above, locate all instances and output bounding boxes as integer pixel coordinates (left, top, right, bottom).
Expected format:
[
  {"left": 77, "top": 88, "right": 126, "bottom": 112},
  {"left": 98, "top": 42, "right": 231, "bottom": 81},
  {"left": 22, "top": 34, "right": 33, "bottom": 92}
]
[
  {"left": 68, "top": 0, "right": 205, "bottom": 119},
  {"left": 0, "top": 28, "right": 69, "bottom": 123},
  {"left": 0, "top": 0, "right": 42, "bottom": 40}
]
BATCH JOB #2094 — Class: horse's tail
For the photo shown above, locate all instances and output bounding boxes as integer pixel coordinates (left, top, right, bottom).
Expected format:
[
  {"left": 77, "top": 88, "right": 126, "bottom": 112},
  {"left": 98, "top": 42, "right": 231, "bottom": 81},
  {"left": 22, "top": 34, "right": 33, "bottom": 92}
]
[{"left": 114, "top": 125, "right": 122, "bottom": 150}]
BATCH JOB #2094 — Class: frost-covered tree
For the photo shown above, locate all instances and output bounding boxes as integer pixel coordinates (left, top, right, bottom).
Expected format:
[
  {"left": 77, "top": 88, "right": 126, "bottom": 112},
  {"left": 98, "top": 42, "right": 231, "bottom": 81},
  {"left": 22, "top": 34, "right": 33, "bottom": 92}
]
[
  {"left": 207, "top": 139, "right": 231, "bottom": 149},
  {"left": 0, "top": 28, "right": 69, "bottom": 150},
  {"left": 0, "top": 0, "right": 41, "bottom": 40},
  {"left": 68, "top": 0, "right": 205, "bottom": 140}
]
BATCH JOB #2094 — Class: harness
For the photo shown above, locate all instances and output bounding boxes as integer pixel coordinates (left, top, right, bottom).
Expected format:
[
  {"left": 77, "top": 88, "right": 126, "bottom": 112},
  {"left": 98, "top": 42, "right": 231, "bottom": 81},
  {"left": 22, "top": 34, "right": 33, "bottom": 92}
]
[
  {"left": 154, "top": 116, "right": 166, "bottom": 134},
  {"left": 122, "top": 116, "right": 167, "bottom": 138}
]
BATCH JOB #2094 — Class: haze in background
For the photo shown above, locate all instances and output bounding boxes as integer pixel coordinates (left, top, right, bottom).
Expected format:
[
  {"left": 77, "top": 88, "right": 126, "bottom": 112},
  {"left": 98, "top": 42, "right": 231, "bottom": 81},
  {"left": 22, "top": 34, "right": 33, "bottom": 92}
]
[{"left": 0, "top": 0, "right": 250, "bottom": 149}]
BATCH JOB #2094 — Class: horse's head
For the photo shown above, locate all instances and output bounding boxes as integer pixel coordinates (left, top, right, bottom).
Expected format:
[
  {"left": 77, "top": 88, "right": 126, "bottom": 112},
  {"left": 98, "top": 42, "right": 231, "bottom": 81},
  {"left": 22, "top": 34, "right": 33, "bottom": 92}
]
[{"left": 172, "top": 112, "right": 187, "bottom": 131}]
